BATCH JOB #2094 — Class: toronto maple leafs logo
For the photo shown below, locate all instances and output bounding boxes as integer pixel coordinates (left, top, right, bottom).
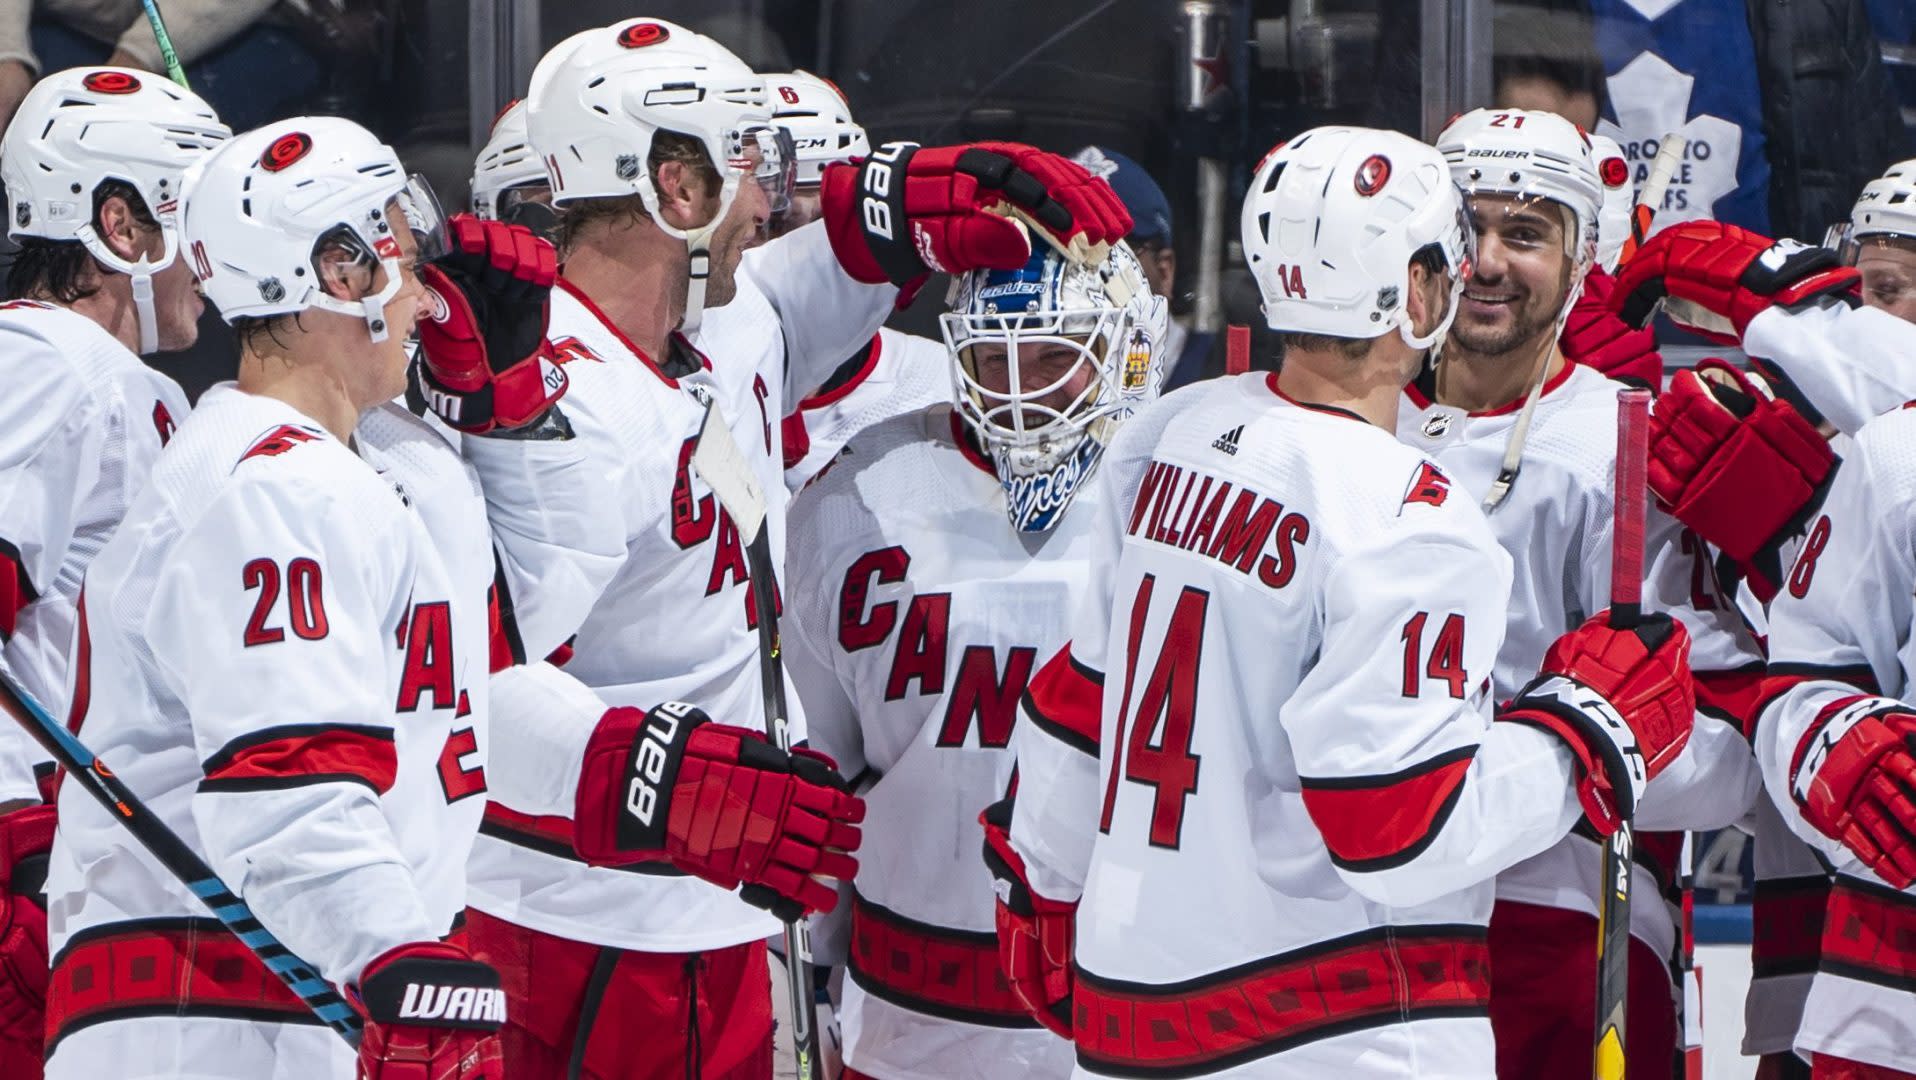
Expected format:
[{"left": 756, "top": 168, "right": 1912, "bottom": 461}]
[{"left": 1597, "top": 51, "right": 1741, "bottom": 231}]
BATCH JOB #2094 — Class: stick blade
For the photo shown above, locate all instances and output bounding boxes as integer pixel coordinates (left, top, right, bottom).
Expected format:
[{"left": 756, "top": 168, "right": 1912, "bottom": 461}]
[{"left": 689, "top": 401, "right": 767, "bottom": 544}]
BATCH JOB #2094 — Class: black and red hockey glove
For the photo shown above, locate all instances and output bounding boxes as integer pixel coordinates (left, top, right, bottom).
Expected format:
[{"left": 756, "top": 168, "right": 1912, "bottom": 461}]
[
  {"left": 351, "top": 941, "right": 505, "bottom": 1080},
  {"left": 413, "top": 214, "right": 566, "bottom": 434},
  {"left": 1788, "top": 697, "right": 1916, "bottom": 888},
  {"left": 980, "top": 796, "right": 1076, "bottom": 1040},
  {"left": 1561, "top": 267, "right": 1663, "bottom": 392},
  {"left": 573, "top": 702, "right": 864, "bottom": 921},
  {"left": 1610, "top": 219, "right": 1858, "bottom": 344},
  {"left": 1650, "top": 358, "right": 1837, "bottom": 604},
  {"left": 0, "top": 803, "right": 51, "bottom": 1047},
  {"left": 1500, "top": 611, "right": 1695, "bottom": 834},
  {"left": 820, "top": 141, "right": 1132, "bottom": 287}
]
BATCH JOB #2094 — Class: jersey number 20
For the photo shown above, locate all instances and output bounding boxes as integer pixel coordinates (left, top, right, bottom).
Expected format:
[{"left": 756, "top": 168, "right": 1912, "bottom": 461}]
[{"left": 1100, "top": 574, "right": 1205, "bottom": 849}]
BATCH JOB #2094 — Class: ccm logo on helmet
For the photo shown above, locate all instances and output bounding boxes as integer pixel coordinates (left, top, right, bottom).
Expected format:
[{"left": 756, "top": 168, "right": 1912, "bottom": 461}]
[
  {"left": 618, "top": 22, "right": 669, "bottom": 48},
  {"left": 1353, "top": 154, "right": 1392, "bottom": 197},
  {"left": 861, "top": 141, "right": 912, "bottom": 242},
  {"left": 82, "top": 71, "right": 141, "bottom": 94},
  {"left": 260, "top": 133, "right": 313, "bottom": 173}
]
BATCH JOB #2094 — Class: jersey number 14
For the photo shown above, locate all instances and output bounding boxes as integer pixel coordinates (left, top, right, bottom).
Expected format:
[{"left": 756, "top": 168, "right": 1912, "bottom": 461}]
[{"left": 1099, "top": 574, "right": 1206, "bottom": 850}]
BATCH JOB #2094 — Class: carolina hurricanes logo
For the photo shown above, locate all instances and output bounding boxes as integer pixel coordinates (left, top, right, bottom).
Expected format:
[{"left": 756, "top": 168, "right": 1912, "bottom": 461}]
[
  {"left": 239, "top": 424, "right": 323, "bottom": 463},
  {"left": 1353, "top": 154, "right": 1392, "bottom": 197},
  {"left": 82, "top": 71, "right": 140, "bottom": 94},
  {"left": 1600, "top": 156, "right": 1629, "bottom": 188},
  {"left": 1403, "top": 460, "right": 1452, "bottom": 508},
  {"left": 260, "top": 133, "right": 313, "bottom": 173},
  {"left": 617, "top": 22, "right": 669, "bottom": 48}
]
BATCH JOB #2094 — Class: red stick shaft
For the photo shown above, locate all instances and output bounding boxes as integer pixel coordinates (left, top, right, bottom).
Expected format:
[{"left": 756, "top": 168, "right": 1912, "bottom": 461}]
[{"left": 1612, "top": 388, "right": 1651, "bottom": 624}]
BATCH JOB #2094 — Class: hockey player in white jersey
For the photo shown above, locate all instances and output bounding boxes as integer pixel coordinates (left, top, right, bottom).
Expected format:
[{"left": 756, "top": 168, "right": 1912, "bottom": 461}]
[
  {"left": 1751, "top": 402, "right": 1916, "bottom": 1079},
  {"left": 470, "top": 99, "right": 554, "bottom": 235},
  {"left": 460, "top": 19, "right": 1127, "bottom": 1077},
  {"left": 785, "top": 241, "right": 1167, "bottom": 1079},
  {"left": 992, "top": 126, "right": 1699, "bottom": 1078},
  {"left": 758, "top": 69, "right": 947, "bottom": 490},
  {"left": 1413, "top": 107, "right": 1763, "bottom": 1080},
  {"left": 0, "top": 67, "right": 227, "bottom": 1078},
  {"left": 1556, "top": 132, "right": 1664, "bottom": 392},
  {"left": 41, "top": 116, "right": 508, "bottom": 1080}
]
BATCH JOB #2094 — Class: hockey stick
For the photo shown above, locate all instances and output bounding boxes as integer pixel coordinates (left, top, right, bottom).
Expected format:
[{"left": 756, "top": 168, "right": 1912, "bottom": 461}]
[
  {"left": 1618, "top": 135, "right": 1686, "bottom": 267},
  {"left": 689, "top": 401, "right": 821, "bottom": 1080},
  {"left": 0, "top": 669, "right": 363, "bottom": 1045},
  {"left": 1595, "top": 386, "right": 1652, "bottom": 1080},
  {"left": 136, "top": 0, "right": 191, "bottom": 89}
]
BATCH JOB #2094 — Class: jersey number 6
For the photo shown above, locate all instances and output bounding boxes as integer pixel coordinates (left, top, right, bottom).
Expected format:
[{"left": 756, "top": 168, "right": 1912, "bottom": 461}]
[{"left": 1100, "top": 575, "right": 1206, "bottom": 850}]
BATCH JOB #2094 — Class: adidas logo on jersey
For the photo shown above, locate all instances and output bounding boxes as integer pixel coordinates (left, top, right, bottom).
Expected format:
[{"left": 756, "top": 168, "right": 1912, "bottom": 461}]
[
  {"left": 1212, "top": 425, "right": 1244, "bottom": 455},
  {"left": 397, "top": 982, "right": 508, "bottom": 1025}
]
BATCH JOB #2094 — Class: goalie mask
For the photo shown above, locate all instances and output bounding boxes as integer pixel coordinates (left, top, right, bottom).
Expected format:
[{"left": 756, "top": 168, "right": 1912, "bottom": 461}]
[{"left": 942, "top": 243, "right": 1169, "bottom": 533}]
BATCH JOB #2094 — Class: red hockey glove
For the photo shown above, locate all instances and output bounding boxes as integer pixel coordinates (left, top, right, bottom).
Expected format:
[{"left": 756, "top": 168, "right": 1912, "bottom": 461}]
[
  {"left": 1562, "top": 268, "right": 1663, "bottom": 391},
  {"left": 821, "top": 141, "right": 1132, "bottom": 287},
  {"left": 1788, "top": 697, "right": 1916, "bottom": 888},
  {"left": 573, "top": 702, "right": 865, "bottom": 921},
  {"left": 980, "top": 796, "right": 1076, "bottom": 1040},
  {"left": 1610, "top": 220, "right": 1858, "bottom": 344},
  {"left": 1500, "top": 611, "right": 1696, "bottom": 834},
  {"left": 0, "top": 804, "right": 51, "bottom": 1046},
  {"left": 413, "top": 214, "right": 566, "bottom": 434},
  {"left": 352, "top": 941, "right": 505, "bottom": 1080},
  {"left": 1650, "top": 358, "right": 1836, "bottom": 604}
]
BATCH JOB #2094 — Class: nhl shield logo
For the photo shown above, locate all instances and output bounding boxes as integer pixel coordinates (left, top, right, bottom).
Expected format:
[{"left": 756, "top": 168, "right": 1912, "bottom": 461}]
[{"left": 1422, "top": 412, "right": 1452, "bottom": 438}]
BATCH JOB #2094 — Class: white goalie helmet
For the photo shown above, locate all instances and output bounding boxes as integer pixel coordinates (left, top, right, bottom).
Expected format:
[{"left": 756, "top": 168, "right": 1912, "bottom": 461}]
[
  {"left": 766, "top": 70, "right": 868, "bottom": 185},
  {"left": 526, "top": 19, "right": 794, "bottom": 329},
  {"left": 471, "top": 99, "right": 548, "bottom": 220},
  {"left": 180, "top": 117, "right": 444, "bottom": 344},
  {"left": 942, "top": 243, "right": 1169, "bottom": 533},
  {"left": 0, "top": 67, "right": 230, "bottom": 352},
  {"left": 1587, "top": 133, "right": 1634, "bottom": 273},
  {"left": 1830, "top": 159, "right": 1916, "bottom": 263},
  {"left": 1438, "top": 108, "right": 1603, "bottom": 289},
  {"left": 1242, "top": 126, "right": 1472, "bottom": 349}
]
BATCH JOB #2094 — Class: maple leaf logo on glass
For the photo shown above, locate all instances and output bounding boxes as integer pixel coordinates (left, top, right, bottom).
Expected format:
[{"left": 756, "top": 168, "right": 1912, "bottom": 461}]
[{"left": 1597, "top": 51, "right": 1741, "bottom": 234}]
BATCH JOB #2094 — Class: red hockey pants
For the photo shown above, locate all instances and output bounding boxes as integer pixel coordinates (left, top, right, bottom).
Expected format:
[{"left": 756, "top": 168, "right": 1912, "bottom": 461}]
[
  {"left": 467, "top": 908, "right": 773, "bottom": 1079},
  {"left": 1488, "top": 900, "right": 1677, "bottom": 1080}
]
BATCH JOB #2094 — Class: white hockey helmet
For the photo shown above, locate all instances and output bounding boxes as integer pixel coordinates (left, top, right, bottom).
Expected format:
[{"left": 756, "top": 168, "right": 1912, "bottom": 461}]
[
  {"left": 526, "top": 18, "right": 793, "bottom": 329},
  {"left": 1586, "top": 133, "right": 1634, "bottom": 273},
  {"left": 1831, "top": 159, "right": 1916, "bottom": 264},
  {"left": 942, "top": 242, "right": 1169, "bottom": 533},
  {"left": 471, "top": 99, "right": 549, "bottom": 220},
  {"left": 766, "top": 70, "right": 868, "bottom": 185},
  {"left": 1438, "top": 108, "right": 1602, "bottom": 285},
  {"left": 0, "top": 67, "right": 230, "bottom": 351},
  {"left": 1242, "top": 126, "right": 1471, "bottom": 349},
  {"left": 180, "top": 117, "right": 443, "bottom": 344}
]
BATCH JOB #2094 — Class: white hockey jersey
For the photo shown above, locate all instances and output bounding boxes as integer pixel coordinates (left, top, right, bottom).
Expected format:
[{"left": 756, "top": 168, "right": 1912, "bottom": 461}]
[
  {"left": 1741, "top": 301, "right": 1916, "bottom": 435},
  {"left": 1010, "top": 373, "right": 1588, "bottom": 1079},
  {"left": 43, "top": 388, "right": 486, "bottom": 1056},
  {"left": 0, "top": 301, "right": 188, "bottom": 804},
  {"left": 785, "top": 405, "right": 1079, "bottom": 1080},
  {"left": 1755, "top": 404, "right": 1916, "bottom": 1073},
  {"left": 465, "top": 226, "right": 892, "bottom": 953},
  {"left": 781, "top": 328, "right": 949, "bottom": 492},
  {"left": 1398, "top": 361, "right": 1763, "bottom": 962}
]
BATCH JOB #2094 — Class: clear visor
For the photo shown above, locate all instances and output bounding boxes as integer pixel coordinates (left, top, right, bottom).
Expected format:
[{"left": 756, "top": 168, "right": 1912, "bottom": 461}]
[
  {"left": 397, "top": 173, "right": 449, "bottom": 261},
  {"left": 730, "top": 124, "right": 797, "bottom": 215}
]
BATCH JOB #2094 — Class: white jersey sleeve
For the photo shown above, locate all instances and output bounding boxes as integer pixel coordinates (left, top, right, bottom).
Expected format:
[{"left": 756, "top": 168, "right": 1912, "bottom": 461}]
[
  {"left": 1756, "top": 407, "right": 1916, "bottom": 867},
  {"left": 1289, "top": 502, "right": 1581, "bottom": 907},
  {"left": 1742, "top": 302, "right": 1916, "bottom": 435},
  {"left": 461, "top": 403, "right": 631, "bottom": 663},
  {"left": 162, "top": 470, "right": 440, "bottom": 986},
  {"left": 741, "top": 220, "right": 897, "bottom": 410}
]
